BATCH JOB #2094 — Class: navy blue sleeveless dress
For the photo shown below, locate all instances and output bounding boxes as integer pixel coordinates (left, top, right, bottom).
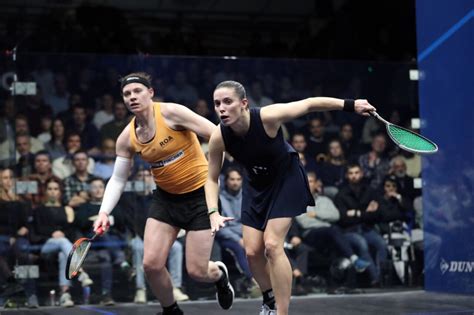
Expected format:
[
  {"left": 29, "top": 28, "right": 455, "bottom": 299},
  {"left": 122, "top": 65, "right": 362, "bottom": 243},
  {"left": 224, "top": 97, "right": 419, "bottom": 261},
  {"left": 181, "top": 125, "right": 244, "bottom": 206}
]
[{"left": 220, "top": 108, "right": 314, "bottom": 230}]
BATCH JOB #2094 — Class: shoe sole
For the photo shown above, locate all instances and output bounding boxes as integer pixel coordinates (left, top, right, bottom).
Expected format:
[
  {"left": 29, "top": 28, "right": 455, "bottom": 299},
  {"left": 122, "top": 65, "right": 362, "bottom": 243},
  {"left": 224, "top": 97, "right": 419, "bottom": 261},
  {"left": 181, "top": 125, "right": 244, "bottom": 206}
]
[{"left": 215, "top": 261, "right": 234, "bottom": 310}]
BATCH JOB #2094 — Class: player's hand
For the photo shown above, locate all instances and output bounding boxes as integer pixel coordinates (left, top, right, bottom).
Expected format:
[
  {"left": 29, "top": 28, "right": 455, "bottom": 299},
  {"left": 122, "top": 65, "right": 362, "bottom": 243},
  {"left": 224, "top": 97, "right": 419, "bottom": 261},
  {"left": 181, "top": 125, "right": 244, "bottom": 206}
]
[
  {"left": 93, "top": 212, "right": 110, "bottom": 234},
  {"left": 209, "top": 212, "right": 234, "bottom": 236},
  {"left": 354, "top": 99, "right": 376, "bottom": 116}
]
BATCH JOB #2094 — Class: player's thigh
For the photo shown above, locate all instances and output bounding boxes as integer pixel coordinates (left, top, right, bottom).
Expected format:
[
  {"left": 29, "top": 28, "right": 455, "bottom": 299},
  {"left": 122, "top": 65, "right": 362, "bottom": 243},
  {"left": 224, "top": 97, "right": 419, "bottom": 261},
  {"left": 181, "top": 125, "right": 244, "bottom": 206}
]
[
  {"left": 263, "top": 217, "right": 292, "bottom": 247},
  {"left": 242, "top": 225, "right": 265, "bottom": 258},
  {"left": 143, "top": 218, "right": 180, "bottom": 268},
  {"left": 185, "top": 229, "right": 213, "bottom": 271}
]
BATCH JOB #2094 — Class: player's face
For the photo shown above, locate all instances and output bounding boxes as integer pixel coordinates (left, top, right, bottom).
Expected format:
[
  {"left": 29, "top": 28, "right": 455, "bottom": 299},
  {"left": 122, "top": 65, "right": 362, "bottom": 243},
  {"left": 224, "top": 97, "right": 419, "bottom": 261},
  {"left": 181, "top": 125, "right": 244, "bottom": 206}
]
[
  {"left": 122, "top": 83, "right": 154, "bottom": 114},
  {"left": 213, "top": 87, "right": 248, "bottom": 126}
]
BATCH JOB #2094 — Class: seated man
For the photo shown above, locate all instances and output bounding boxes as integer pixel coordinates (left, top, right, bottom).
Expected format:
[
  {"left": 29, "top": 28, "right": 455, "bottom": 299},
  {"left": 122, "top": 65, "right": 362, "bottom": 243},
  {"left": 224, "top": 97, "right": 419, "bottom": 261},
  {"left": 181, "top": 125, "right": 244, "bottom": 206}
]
[
  {"left": 334, "top": 164, "right": 389, "bottom": 286},
  {"left": 296, "top": 172, "right": 370, "bottom": 274}
]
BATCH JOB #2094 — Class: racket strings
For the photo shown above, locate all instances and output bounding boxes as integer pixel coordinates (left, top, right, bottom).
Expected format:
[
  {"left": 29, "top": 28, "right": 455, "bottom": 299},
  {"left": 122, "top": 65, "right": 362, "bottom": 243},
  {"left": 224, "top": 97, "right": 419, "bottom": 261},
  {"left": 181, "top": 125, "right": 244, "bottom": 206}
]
[
  {"left": 388, "top": 125, "right": 437, "bottom": 151},
  {"left": 68, "top": 241, "right": 92, "bottom": 277}
]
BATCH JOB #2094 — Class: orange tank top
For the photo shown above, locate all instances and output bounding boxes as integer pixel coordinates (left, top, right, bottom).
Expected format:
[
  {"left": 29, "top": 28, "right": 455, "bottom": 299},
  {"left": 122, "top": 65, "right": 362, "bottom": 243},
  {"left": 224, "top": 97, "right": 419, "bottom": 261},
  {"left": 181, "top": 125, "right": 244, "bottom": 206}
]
[{"left": 129, "top": 103, "right": 208, "bottom": 194}]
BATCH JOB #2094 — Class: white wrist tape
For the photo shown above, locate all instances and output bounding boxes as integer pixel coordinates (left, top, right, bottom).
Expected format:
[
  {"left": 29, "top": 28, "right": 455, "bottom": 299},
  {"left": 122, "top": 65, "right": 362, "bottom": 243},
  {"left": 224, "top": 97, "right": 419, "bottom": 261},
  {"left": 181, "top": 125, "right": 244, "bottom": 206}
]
[{"left": 99, "top": 156, "right": 131, "bottom": 215}]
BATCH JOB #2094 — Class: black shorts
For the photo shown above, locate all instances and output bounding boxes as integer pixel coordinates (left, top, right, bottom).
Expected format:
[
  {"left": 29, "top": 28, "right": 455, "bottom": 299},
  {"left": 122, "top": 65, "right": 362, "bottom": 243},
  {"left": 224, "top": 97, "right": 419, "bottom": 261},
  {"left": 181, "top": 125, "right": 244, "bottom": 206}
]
[
  {"left": 241, "top": 153, "right": 314, "bottom": 231},
  {"left": 148, "top": 186, "right": 211, "bottom": 231}
]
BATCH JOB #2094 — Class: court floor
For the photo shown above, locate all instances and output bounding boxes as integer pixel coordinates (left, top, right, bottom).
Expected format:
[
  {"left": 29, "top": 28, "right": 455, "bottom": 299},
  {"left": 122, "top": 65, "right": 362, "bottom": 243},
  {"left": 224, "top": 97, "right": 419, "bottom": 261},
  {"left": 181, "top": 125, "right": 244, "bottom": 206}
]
[{"left": 2, "top": 290, "right": 474, "bottom": 315}]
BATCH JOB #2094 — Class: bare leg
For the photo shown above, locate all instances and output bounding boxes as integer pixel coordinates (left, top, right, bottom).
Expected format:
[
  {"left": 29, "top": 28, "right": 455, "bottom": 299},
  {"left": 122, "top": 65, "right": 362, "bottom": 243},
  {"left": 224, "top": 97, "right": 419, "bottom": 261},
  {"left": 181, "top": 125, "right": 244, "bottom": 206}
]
[
  {"left": 185, "top": 229, "right": 222, "bottom": 282},
  {"left": 143, "top": 218, "right": 179, "bottom": 307},
  {"left": 242, "top": 225, "right": 272, "bottom": 291},
  {"left": 263, "top": 218, "right": 293, "bottom": 315}
]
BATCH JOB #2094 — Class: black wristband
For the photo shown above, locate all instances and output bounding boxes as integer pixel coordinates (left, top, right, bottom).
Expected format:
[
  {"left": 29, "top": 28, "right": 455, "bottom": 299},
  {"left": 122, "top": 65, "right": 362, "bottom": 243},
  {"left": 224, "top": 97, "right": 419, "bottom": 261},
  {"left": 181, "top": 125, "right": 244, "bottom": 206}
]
[{"left": 343, "top": 99, "right": 355, "bottom": 112}]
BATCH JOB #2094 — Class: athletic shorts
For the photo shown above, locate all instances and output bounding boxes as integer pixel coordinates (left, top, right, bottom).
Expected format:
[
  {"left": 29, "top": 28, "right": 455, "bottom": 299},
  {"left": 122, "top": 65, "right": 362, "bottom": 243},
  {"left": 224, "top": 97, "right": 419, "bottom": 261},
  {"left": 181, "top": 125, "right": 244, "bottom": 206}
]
[
  {"left": 148, "top": 186, "right": 211, "bottom": 231},
  {"left": 241, "top": 153, "right": 314, "bottom": 231}
]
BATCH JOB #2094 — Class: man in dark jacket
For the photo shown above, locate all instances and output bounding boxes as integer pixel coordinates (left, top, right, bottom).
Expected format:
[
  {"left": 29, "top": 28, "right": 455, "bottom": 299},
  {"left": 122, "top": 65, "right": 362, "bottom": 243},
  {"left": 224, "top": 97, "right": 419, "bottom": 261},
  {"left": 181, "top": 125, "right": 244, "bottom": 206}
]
[{"left": 334, "top": 163, "right": 388, "bottom": 286}]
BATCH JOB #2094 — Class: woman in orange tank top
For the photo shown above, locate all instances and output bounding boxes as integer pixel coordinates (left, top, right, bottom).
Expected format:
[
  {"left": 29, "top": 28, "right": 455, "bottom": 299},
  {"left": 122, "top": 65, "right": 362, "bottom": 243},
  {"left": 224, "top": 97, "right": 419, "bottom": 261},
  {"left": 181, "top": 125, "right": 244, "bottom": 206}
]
[{"left": 93, "top": 72, "right": 234, "bottom": 314}]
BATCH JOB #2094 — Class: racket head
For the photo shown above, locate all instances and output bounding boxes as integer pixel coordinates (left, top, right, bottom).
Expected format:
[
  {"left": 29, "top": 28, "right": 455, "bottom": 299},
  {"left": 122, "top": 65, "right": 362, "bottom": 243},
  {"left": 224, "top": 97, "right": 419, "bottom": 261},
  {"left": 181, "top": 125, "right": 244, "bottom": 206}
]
[
  {"left": 65, "top": 237, "right": 92, "bottom": 280},
  {"left": 385, "top": 123, "right": 438, "bottom": 154}
]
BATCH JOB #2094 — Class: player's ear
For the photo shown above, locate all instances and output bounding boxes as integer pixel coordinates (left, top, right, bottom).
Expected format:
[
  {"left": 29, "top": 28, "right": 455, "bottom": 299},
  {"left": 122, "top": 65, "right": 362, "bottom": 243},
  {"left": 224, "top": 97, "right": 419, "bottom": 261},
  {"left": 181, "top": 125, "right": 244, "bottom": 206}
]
[{"left": 242, "top": 98, "right": 249, "bottom": 110}]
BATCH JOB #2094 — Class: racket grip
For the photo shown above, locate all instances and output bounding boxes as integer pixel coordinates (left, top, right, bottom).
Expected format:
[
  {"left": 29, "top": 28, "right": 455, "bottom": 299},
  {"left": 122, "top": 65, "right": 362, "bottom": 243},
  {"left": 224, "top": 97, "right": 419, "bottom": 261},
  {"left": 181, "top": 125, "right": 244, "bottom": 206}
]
[{"left": 96, "top": 225, "right": 105, "bottom": 235}]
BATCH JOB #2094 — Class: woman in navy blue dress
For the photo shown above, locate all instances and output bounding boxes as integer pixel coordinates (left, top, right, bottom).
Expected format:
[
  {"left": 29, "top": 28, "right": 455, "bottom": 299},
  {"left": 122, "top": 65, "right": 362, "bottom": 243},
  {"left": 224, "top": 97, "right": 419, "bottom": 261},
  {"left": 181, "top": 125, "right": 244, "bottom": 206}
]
[{"left": 205, "top": 81, "right": 375, "bottom": 315}]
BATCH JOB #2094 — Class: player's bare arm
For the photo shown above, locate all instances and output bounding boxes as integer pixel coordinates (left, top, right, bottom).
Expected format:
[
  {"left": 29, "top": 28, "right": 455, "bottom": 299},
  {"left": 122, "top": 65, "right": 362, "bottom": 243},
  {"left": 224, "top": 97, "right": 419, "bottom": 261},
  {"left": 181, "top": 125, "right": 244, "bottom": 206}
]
[
  {"left": 261, "top": 98, "right": 375, "bottom": 134},
  {"left": 161, "top": 102, "right": 216, "bottom": 140},
  {"left": 205, "top": 128, "right": 234, "bottom": 235}
]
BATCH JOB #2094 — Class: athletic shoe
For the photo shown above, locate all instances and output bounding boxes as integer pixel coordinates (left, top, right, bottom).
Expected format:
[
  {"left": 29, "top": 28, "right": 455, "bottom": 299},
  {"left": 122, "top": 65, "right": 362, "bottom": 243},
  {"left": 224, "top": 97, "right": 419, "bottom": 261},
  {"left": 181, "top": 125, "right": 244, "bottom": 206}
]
[
  {"left": 353, "top": 258, "right": 371, "bottom": 273},
  {"left": 59, "top": 292, "right": 74, "bottom": 307},
  {"left": 100, "top": 293, "right": 115, "bottom": 306},
  {"left": 173, "top": 287, "right": 189, "bottom": 301},
  {"left": 214, "top": 261, "right": 234, "bottom": 310},
  {"left": 259, "top": 304, "right": 276, "bottom": 315},
  {"left": 26, "top": 294, "right": 39, "bottom": 308},
  {"left": 134, "top": 288, "right": 147, "bottom": 304},
  {"left": 78, "top": 270, "right": 94, "bottom": 287}
]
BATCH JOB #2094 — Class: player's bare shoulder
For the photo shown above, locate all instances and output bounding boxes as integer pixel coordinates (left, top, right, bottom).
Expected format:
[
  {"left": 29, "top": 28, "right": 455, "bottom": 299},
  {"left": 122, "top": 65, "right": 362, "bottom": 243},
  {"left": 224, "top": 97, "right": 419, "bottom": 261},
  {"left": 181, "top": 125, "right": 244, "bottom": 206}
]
[{"left": 116, "top": 124, "right": 134, "bottom": 157}]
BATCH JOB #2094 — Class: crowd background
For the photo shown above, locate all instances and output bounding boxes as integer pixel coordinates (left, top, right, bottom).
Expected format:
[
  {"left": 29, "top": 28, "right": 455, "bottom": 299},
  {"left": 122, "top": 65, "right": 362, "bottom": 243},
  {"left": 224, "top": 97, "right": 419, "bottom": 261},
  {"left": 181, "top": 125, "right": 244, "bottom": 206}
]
[{"left": 0, "top": 0, "right": 430, "bottom": 309}]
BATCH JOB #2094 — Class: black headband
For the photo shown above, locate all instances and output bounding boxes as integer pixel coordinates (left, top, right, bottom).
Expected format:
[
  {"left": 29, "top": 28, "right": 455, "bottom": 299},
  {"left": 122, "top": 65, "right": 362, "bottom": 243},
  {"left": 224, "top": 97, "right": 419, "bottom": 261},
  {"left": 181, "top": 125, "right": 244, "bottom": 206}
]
[{"left": 120, "top": 76, "right": 151, "bottom": 90}]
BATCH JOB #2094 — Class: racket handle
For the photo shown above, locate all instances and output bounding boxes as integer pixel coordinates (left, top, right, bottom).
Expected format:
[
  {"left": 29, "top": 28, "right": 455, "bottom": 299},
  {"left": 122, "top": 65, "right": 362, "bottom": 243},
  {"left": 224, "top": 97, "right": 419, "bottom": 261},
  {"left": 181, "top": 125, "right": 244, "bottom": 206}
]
[{"left": 96, "top": 225, "right": 105, "bottom": 235}]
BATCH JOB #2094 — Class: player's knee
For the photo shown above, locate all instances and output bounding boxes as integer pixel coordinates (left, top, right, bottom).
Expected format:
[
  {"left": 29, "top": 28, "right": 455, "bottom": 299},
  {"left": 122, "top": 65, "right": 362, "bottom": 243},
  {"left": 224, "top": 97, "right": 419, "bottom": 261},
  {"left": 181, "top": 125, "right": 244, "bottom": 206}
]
[
  {"left": 245, "top": 247, "right": 261, "bottom": 262},
  {"left": 264, "top": 239, "right": 283, "bottom": 261},
  {"left": 143, "top": 257, "right": 166, "bottom": 275},
  {"left": 186, "top": 264, "right": 207, "bottom": 281}
]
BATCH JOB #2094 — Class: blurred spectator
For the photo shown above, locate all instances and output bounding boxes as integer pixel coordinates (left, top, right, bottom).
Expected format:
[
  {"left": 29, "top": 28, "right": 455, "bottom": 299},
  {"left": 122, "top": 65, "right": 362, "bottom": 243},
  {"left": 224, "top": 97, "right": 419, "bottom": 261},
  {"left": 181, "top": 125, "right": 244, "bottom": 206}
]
[
  {"left": 15, "top": 115, "right": 44, "bottom": 154},
  {"left": 193, "top": 99, "right": 218, "bottom": 124},
  {"left": 388, "top": 155, "right": 420, "bottom": 202},
  {"left": 44, "top": 118, "right": 67, "bottom": 160},
  {"left": 318, "top": 139, "right": 347, "bottom": 199},
  {"left": 63, "top": 150, "right": 94, "bottom": 207},
  {"left": 52, "top": 133, "right": 95, "bottom": 179},
  {"left": 296, "top": 172, "right": 370, "bottom": 274},
  {"left": 67, "top": 104, "right": 100, "bottom": 153},
  {"left": 361, "top": 116, "right": 383, "bottom": 148},
  {"left": 0, "top": 168, "right": 37, "bottom": 307},
  {"left": 291, "top": 133, "right": 317, "bottom": 174},
  {"left": 93, "top": 138, "right": 116, "bottom": 180},
  {"left": 93, "top": 94, "right": 115, "bottom": 130},
  {"left": 45, "top": 73, "right": 70, "bottom": 116},
  {"left": 277, "top": 77, "right": 297, "bottom": 103},
  {"left": 247, "top": 81, "right": 273, "bottom": 108},
  {"left": 26, "top": 150, "right": 61, "bottom": 209},
  {"left": 30, "top": 58, "right": 55, "bottom": 101},
  {"left": 338, "top": 123, "right": 360, "bottom": 161},
  {"left": 15, "top": 133, "right": 36, "bottom": 178},
  {"left": 29, "top": 178, "right": 93, "bottom": 307},
  {"left": 376, "top": 175, "right": 414, "bottom": 235},
  {"left": 100, "top": 102, "right": 130, "bottom": 142},
  {"left": 401, "top": 151, "right": 421, "bottom": 178},
  {"left": 19, "top": 88, "right": 53, "bottom": 137},
  {"left": 165, "top": 71, "right": 199, "bottom": 107},
  {"left": 358, "top": 134, "right": 390, "bottom": 190},
  {"left": 334, "top": 163, "right": 388, "bottom": 286},
  {"left": 0, "top": 98, "right": 16, "bottom": 166},
  {"left": 306, "top": 118, "right": 328, "bottom": 161},
  {"left": 37, "top": 114, "right": 53, "bottom": 144}
]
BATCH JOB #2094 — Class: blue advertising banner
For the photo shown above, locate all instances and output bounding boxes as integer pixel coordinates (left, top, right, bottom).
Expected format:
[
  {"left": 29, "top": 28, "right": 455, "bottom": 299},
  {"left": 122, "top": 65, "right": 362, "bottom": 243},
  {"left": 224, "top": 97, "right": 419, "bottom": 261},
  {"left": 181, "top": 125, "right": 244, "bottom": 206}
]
[{"left": 416, "top": 0, "right": 474, "bottom": 293}]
